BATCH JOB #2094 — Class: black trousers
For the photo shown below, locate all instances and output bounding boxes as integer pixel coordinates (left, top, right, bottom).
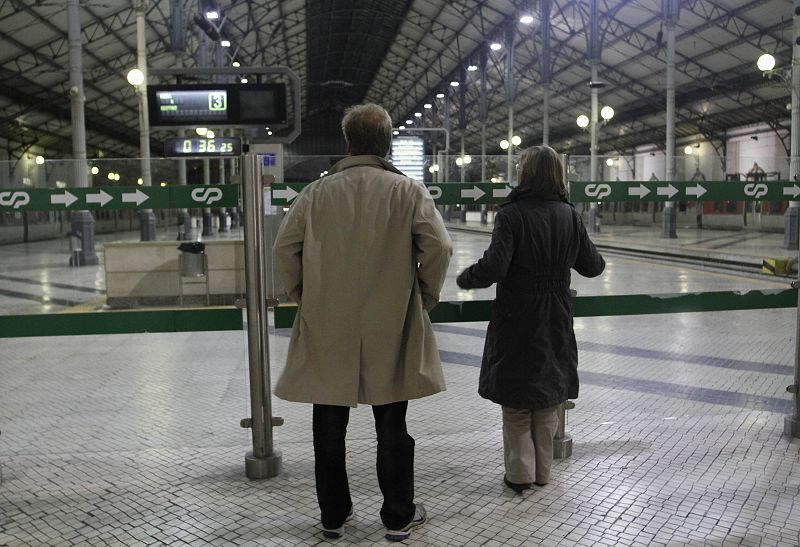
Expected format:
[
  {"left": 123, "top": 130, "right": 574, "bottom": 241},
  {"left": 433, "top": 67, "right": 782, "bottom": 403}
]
[{"left": 312, "top": 401, "right": 415, "bottom": 530}]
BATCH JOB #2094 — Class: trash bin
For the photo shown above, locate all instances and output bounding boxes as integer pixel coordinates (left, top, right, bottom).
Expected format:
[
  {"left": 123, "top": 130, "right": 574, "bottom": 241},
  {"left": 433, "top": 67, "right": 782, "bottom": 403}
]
[
  {"left": 177, "top": 242, "right": 209, "bottom": 305},
  {"left": 178, "top": 242, "right": 206, "bottom": 277},
  {"left": 67, "top": 231, "right": 82, "bottom": 267}
]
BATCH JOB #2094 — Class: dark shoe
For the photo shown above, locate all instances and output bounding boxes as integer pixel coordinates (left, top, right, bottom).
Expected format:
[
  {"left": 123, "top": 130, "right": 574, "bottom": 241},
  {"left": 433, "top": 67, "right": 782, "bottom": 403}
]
[
  {"left": 322, "top": 505, "right": 354, "bottom": 539},
  {"left": 385, "top": 504, "right": 427, "bottom": 542},
  {"left": 504, "top": 474, "right": 532, "bottom": 494},
  {"left": 534, "top": 481, "right": 548, "bottom": 487}
]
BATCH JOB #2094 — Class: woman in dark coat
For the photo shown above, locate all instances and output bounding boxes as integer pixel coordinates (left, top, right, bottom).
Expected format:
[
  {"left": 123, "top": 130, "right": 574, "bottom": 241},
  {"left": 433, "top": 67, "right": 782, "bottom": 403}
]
[{"left": 456, "top": 145, "right": 605, "bottom": 493}]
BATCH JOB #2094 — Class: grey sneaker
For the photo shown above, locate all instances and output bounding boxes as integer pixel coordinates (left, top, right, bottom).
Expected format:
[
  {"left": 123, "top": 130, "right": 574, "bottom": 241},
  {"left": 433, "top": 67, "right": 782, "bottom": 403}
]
[
  {"left": 385, "top": 504, "right": 427, "bottom": 542},
  {"left": 322, "top": 505, "right": 354, "bottom": 539}
]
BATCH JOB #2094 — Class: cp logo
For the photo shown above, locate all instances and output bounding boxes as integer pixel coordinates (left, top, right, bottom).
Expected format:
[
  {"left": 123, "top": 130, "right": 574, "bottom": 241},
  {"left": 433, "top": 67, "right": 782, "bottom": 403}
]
[
  {"left": 0, "top": 191, "right": 30, "bottom": 209},
  {"left": 584, "top": 183, "right": 611, "bottom": 199},
  {"left": 427, "top": 186, "right": 442, "bottom": 199},
  {"left": 191, "top": 187, "right": 223, "bottom": 205},
  {"left": 743, "top": 183, "right": 768, "bottom": 198}
]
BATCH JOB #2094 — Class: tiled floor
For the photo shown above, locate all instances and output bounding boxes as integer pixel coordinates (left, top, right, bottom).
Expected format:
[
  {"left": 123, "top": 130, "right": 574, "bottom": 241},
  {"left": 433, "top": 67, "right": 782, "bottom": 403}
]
[{"left": 1, "top": 225, "right": 800, "bottom": 545}]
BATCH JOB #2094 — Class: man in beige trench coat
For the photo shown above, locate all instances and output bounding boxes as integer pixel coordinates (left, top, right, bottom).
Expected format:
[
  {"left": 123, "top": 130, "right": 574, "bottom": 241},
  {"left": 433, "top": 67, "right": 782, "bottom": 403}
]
[{"left": 272, "top": 103, "right": 453, "bottom": 542}]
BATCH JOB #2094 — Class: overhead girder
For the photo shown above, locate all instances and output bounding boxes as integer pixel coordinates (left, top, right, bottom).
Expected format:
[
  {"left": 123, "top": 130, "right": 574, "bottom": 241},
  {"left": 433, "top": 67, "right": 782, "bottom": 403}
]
[
  {"left": 0, "top": 0, "right": 793, "bottom": 161},
  {"left": 0, "top": 6, "right": 150, "bottom": 136},
  {"left": 408, "top": 0, "right": 790, "bottom": 161},
  {"left": 366, "top": 0, "right": 510, "bottom": 120},
  {"left": 0, "top": 67, "right": 152, "bottom": 158},
  {"left": 565, "top": 100, "right": 789, "bottom": 157}
]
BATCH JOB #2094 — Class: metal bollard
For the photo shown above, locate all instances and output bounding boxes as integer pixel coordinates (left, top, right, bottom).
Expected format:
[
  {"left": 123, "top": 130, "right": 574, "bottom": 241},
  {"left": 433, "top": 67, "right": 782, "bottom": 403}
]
[{"left": 553, "top": 401, "right": 575, "bottom": 459}]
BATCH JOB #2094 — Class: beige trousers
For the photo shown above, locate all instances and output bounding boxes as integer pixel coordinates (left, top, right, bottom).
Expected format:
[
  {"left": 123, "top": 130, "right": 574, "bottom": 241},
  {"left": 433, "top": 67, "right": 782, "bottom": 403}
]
[{"left": 502, "top": 405, "right": 559, "bottom": 485}]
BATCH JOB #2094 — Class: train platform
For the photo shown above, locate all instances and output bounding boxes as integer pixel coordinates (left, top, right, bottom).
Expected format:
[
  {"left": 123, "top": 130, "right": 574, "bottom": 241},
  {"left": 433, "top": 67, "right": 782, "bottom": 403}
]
[
  {"left": 1, "top": 227, "right": 799, "bottom": 545},
  {"left": 446, "top": 220, "right": 797, "bottom": 274}
]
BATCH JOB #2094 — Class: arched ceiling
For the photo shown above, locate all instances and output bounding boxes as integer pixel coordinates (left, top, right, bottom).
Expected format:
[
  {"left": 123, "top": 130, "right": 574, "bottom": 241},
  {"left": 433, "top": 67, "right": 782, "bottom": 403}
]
[{"left": 0, "top": 0, "right": 792, "bottom": 164}]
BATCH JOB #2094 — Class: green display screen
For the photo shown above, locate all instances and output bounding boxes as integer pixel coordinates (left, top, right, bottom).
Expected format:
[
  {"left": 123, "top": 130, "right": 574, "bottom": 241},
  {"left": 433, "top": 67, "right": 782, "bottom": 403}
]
[{"left": 147, "top": 84, "right": 287, "bottom": 127}]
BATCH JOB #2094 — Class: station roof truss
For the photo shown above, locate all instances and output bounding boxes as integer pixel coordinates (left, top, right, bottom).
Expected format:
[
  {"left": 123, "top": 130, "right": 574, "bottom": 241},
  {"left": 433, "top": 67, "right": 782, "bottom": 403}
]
[{"left": 0, "top": 0, "right": 793, "bottom": 163}]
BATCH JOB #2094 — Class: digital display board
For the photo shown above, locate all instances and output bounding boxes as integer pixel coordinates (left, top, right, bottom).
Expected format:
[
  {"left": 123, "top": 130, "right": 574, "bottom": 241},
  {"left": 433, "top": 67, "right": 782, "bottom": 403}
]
[
  {"left": 155, "top": 90, "right": 228, "bottom": 123},
  {"left": 163, "top": 137, "right": 242, "bottom": 157},
  {"left": 148, "top": 84, "right": 287, "bottom": 127}
]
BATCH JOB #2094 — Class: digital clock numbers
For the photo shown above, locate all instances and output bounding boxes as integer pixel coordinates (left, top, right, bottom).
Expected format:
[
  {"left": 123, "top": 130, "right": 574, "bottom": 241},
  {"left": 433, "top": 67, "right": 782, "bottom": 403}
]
[{"left": 163, "top": 137, "right": 242, "bottom": 157}]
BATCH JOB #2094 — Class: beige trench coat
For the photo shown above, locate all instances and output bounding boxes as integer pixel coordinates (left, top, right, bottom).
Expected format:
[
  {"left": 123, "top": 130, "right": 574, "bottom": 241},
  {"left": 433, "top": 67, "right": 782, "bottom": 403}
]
[{"left": 273, "top": 155, "right": 453, "bottom": 407}]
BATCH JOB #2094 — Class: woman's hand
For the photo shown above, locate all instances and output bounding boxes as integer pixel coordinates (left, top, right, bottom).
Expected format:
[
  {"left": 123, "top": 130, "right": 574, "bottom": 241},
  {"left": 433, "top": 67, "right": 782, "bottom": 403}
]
[{"left": 456, "top": 268, "right": 473, "bottom": 290}]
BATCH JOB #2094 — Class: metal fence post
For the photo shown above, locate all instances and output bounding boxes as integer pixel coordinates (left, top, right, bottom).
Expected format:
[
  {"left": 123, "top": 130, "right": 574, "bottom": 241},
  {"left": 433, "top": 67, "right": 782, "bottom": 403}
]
[
  {"left": 241, "top": 151, "right": 282, "bottom": 478},
  {"left": 553, "top": 401, "right": 574, "bottom": 459}
]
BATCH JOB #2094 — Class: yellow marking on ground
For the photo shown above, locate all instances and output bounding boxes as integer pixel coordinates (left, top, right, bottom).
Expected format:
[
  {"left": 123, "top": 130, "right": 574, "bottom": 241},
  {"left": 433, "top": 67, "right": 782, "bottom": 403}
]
[
  {"left": 610, "top": 254, "right": 788, "bottom": 287},
  {"left": 59, "top": 296, "right": 107, "bottom": 313}
]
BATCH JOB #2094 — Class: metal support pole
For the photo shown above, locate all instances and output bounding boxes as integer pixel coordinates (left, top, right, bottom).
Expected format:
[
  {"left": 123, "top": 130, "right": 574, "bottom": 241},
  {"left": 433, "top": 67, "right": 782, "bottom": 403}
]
[
  {"left": 218, "top": 132, "right": 228, "bottom": 232},
  {"left": 202, "top": 158, "right": 213, "bottom": 236},
  {"left": 553, "top": 401, "right": 573, "bottom": 459},
  {"left": 177, "top": 128, "right": 190, "bottom": 240},
  {"left": 507, "top": 108, "right": 514, "bottom": 185},
  {"left": 541, "top": 0, "right": 552, "bottom": 146},
  {"left": 135, "top": 0, "right": 156, "bottom": 241},
  {"left": 506, "top": 24, "right": 516, "bottom": 186},
  {"left": 66, "top": 0, "right": 98, "bottom": 265},
  {"left": 480, "top": 122, "right": 488, "bottom": 223},
  {"left": 242, "top": 152, "right": 282, "bottom": 478},
  {"left": 480, "top": 45, "right": 488, "bottom": 209},
  {"left": 785, "top": 0, "right": 800, "bottom": 250},
  {"left": 542, "top": 84, "right": 550, "bottom": 147},
  {"left": 229, "top": 152, "right": 240, "bottom": 229},
  {"left": 458, "top": 74, "right": 468, "bottom": 222},
  {"left": 588, "top": 60, "right": 600, "bottom": 233},
  {"left": 587, "top": 0, "right": 600, "bottom": 234},
  {"left": 661, "top": 0, "right": 679, "bottom": 239},
  {"left": 443, "top": 88, "right": 451, "bottom": 220},
  {"left": 460, "top": 135, "right": 465, "bottom": 186},
  {"left": 785, "top": 0, "right": 800, "bottom": 438}
]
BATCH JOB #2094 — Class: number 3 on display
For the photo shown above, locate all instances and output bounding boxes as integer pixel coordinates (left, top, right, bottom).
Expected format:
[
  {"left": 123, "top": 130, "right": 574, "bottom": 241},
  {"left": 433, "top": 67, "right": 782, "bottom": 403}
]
[{"left": 208, "top": 92, "right": 226, "bottom": 111}]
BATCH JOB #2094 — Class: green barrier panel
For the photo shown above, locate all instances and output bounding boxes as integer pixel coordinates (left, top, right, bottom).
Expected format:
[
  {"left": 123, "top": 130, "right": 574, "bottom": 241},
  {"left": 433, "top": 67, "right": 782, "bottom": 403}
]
[
  {"left": 570, "top": 180, "right": 800, "bottom": 203},
  {"left": 0, "top": 308, "right": 243, "bottom": 338},
  {"left": 0, "top": 289, "right": 793, "bottom": 337},
  {"left": 0, "top": 184, "right": 239, "bottom": 212},
  {"left": 271, "top": 182, "right": 513, "bottom": 206},
  {"left": 4, "top": 181, "right": 798, "bottom": 212},
  {"left": 271, "top": 181, "right": 800, "bottom": 206},
  {"left": 273, "top": 288, "right": 797, "bottom": 329}
]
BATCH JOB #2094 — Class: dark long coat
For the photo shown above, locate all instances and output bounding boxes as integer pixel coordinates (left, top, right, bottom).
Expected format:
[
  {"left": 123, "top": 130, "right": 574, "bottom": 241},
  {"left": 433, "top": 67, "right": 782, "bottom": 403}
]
[{"left": 456, "top": 189, "right": 605, "bottom": 410}]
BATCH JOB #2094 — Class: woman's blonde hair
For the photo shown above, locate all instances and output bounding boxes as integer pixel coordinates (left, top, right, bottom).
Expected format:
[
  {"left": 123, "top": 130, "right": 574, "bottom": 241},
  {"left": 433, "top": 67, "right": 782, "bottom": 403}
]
[{"left": 517, "top": 145, "right": 567, "bottom": 199}]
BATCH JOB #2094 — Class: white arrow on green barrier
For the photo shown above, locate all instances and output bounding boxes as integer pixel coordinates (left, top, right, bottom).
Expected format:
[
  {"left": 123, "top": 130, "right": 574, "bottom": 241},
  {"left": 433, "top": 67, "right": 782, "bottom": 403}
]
[
  {"left": 657, "top": 184, "right": 678, "bottom": 199},
  {"left": 784, "top": 184, "right": 800, "bottom": 199},
  {"left": 273, "top": 187, "right": 299, "bottom": 202},
  {"left": 628, "top": 184, "right": 650, "bottom": 199},
  {"left": 685, "top": 184, "right": 707, "bottom": 198},
  {"left": 122, "top": 189, "right": 149, "bottom": 206},
  {"left": 492, "top": 186, "right": 512, "bottom": 199},
  {"left": 86, "top": 190, "right": 113, "bottom": 207},
  {"left": 461, "top": 186, "right": 485, "bottom": 201},
  {"left": 50, "top": 190, "right": 78, "bottom": 207}
]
